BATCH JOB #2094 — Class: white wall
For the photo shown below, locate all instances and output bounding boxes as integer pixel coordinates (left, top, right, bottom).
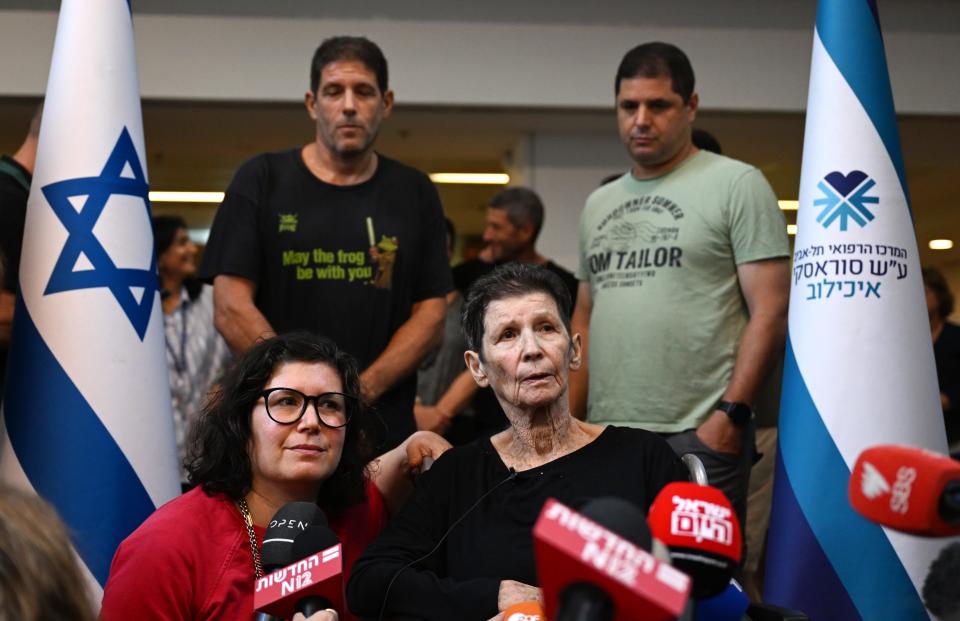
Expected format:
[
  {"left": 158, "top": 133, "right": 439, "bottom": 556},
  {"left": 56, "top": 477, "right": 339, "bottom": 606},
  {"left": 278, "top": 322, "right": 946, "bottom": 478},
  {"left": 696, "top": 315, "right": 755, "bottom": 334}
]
[
  {"left": 508, "top": 132, "right": 627, "bottom": 272},
  {"left": 1, "top": 10, "right": 959, "bottom": 114}
]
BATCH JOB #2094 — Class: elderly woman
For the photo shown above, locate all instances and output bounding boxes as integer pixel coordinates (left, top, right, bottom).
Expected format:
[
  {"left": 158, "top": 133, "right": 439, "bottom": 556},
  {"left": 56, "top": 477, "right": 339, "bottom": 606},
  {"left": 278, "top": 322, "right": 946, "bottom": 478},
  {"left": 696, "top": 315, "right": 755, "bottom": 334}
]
[
  {"left": 100, "top": 332, "right": 449, "bottom": 621},
  {"left": 347, "top": 263, "right": 684, "bottom": 620}
]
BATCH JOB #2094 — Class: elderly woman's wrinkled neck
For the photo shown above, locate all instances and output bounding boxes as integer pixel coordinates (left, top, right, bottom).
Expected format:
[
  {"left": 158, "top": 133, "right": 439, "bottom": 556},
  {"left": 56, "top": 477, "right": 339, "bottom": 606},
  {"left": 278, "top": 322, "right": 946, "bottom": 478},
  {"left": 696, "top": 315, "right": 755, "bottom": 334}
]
[{"left": 496, "top": 406, "right": 596, "bottom": 471}]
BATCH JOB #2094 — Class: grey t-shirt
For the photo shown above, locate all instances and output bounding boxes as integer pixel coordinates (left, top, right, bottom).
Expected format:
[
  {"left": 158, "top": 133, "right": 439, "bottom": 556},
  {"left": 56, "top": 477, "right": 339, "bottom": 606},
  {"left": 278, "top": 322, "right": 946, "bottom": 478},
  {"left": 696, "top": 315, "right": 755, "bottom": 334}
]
[{"left": 577, "top": 150, "right": 789, "bottom": 432}]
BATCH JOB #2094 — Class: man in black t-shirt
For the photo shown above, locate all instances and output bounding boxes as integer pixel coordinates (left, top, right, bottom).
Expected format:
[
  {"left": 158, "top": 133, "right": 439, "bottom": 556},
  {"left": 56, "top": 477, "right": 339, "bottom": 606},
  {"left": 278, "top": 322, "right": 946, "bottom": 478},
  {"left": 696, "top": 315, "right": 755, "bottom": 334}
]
[
  {"left": 415, "top": 187, "right": 578, "bottom": 441},
  {"left": 0, "top": 104, "right": 41, "bottom": 394},
  {"left": 199, "top": 37, "right": 451, "bottom": 449}
]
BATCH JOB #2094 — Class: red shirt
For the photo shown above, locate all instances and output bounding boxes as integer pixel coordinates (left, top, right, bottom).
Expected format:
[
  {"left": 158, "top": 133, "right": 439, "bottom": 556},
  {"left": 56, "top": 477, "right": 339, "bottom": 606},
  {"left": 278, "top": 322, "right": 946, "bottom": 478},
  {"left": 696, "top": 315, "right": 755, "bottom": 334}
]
[{"left": 100, "top": 483, "right": 386, "bottom": 620}]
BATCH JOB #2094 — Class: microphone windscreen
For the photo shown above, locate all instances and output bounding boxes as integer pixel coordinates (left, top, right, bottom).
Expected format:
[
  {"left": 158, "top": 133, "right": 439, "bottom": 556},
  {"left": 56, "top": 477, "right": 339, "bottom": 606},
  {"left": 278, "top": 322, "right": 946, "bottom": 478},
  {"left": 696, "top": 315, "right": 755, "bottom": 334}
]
[
  {"left": 261, "top": 502, "right": 328, "bottom": 571},
  {"left": 648, "top": 482, "right": 741, "bottom": 598},
  {"left": 849, "top": 444, "right": 960, "bottom": 537},
  {"left": 923, "top": 542, "right": 960, "bottom": 621},
  {"left": 578, "top": 496, "right": 653, "bottom": 551},
  {"left": 291, "top": 524, "right": 341, "bottom": 561},
  {"left": 693, "top": 580, "right": 750, "bottom": 621}
]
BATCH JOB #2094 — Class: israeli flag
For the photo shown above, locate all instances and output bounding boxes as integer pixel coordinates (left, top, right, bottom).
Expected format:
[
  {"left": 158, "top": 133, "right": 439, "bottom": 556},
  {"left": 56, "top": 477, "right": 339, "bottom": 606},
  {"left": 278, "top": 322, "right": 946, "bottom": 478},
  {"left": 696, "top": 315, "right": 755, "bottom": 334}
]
[
  {"left": 764, "top": 1, "right": 950, "bottom": 619},
  {"left": 0, "top": 0, "right": 179, "bottom": 601}
]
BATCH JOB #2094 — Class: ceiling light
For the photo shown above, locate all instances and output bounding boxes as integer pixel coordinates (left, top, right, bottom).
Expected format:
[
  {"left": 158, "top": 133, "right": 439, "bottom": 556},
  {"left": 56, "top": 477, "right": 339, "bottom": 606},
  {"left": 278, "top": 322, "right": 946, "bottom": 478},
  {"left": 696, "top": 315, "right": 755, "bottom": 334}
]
[
  {"left": 429, "top": 173, "right": 510, "bottom": 185},
  {"left": 929, "top": 239, "right": 954, "bottom": 250},
  {"left": 149, "top": 191, "right": 225, "bottom": 203},
  {"left": 787, "top": 224, "right": 798, "bottom": 236},
  {"left": 779, "top": 200, "right": 799, "bottom": 211}
]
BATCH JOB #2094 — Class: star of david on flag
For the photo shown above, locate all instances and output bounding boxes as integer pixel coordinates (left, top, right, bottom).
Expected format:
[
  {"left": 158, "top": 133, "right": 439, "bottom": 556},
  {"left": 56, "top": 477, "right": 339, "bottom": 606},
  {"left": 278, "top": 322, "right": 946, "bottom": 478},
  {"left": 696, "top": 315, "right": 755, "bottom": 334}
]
[
  {"left": 0, "top": 0, "right": 180, "bottom": 606},
  {"left": 43, "top": 127, "right": 156, "bottom": 339}
]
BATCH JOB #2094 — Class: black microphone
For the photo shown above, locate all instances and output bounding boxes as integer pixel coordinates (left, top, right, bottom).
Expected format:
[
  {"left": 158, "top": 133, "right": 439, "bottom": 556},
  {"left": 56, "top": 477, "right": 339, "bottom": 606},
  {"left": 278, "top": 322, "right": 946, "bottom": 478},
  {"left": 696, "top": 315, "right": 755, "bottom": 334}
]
[
  {"left": 261, "top": 502, "right": 328, "bottom": 571},
  {"left": 290, "top": 525, "right": 342, "bottom": 617},
  {"left": 254, "top": 502, "right": 327, "bottom": 621},
  {"left": 923, "top": 542, "right": 960, "bottom": 621}
]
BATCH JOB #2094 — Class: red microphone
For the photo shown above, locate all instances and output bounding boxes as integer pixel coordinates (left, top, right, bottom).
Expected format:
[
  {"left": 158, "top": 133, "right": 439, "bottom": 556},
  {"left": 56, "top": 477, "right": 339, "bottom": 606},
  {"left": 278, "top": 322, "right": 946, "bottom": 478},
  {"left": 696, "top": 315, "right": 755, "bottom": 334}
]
[
  {"left": 647, "top": 482, "right": 742, "bottom": 599},
  {"left": 502, "top": 600, "right": 546, "bottom": 621},
  {"left": 849, "top": 444, "right": 960, "bottom": 537},
  {"left": 254, "top": 525, "right": 343, "bottom": 618},
  {"left": 533, "top": 497, "right": 691, "bottom": 621}
]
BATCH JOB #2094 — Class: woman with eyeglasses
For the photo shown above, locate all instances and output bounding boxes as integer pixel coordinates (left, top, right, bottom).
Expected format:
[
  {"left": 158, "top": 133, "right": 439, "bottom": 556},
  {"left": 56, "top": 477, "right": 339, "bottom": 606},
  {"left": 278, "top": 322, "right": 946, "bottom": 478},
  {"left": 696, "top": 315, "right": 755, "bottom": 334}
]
[{"left": 99, "top": 332, "right": 450, "bottom": 621}]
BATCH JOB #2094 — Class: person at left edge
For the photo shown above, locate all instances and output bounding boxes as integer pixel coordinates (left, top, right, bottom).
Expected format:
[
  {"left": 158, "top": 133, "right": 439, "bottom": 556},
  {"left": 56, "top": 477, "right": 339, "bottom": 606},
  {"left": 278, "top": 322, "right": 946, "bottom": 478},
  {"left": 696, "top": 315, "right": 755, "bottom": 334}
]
[
  {"left": 99, "top": 332, "right": 451, "bottom": 621},
  {"left": 199, "top": 36, "right": 452, "bottom": 450},
  {"left": 0, "top": 103, "right": 41, "bottom": 396}
]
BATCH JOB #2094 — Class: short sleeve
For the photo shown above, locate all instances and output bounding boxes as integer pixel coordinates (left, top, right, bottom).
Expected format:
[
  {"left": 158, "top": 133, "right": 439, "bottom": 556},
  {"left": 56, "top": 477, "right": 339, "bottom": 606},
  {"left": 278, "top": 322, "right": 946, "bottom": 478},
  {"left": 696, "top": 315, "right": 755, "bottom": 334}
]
[
  {"left": 727, "top": 168, "right": 790, "bottom": 265},
  {"left": 410, "top": 175, "right": 453, "bottom": 302},
  {"left": 197, "top": 156, "right": 268, "bottom": 285}
]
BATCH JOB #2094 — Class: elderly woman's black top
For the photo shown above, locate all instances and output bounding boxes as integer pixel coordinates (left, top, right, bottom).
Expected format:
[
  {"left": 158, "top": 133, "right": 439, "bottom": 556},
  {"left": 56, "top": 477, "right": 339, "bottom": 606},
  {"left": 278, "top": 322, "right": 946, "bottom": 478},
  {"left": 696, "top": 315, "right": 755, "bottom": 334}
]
[{"left": 346, "top": 426, "right": 685, "bottom": 620}]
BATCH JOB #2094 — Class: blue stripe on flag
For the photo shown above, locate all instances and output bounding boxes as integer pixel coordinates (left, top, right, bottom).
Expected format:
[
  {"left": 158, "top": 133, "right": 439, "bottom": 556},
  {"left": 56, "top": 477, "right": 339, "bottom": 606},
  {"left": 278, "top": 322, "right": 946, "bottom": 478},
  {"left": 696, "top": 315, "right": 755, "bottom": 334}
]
[
  {"left": 765, "top": 445, "right": 860, "bottom": 618},
  {"left": 816, "top": 0, "right": 910, "bottom": 211},
  {"left": 768, "top": 337, "right": 928, "bottom": 619},
  {"left": 4, "top": 296, "right": 157, "bottom": 585}
]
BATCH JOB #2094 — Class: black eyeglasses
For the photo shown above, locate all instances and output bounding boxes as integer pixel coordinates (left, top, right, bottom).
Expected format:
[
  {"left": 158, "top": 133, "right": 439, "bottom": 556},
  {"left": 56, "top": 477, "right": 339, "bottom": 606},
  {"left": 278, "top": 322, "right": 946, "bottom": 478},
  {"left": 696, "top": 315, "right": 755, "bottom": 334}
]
[{"left": 260, "top": 387, "right": 357, "bottom": 428}]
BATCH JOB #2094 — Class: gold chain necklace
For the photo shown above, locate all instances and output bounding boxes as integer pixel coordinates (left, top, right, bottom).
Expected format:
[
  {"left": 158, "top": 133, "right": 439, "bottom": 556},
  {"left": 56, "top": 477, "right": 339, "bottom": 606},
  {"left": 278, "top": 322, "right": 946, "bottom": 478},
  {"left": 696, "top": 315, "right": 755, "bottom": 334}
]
[{"left": 237, "top": 497, "right": 263, "bottom": 580}]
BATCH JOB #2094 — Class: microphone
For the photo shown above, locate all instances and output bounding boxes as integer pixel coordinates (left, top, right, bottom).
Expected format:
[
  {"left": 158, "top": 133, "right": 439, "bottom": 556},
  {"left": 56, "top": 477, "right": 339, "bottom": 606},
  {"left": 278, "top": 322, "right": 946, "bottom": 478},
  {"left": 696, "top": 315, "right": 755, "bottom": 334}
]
[
  {"left": 648, "top": 482, "right": 742, "bottom": 599},
  {"left": 503, "top": 600, "right": 546, "bottom": 621},
  {"left": 848, "top": 444, "right": 960, "bottom": 537},
  {"left": 254, "top": 524, "right": 343, "bottom": 619},
  {"left": 254, "top": 502, "right": 328, "bottom": 621},
  {"left": 922, "top": 542, "right": 960, "bottom": 621},
  {"left": 533, "top": 497, "right": 691, "bottom": 621},
  {"left": 261, "top": 501, "right": 328, "bottom": 572},
  {"left": 692, "top": 579, "right": 750, "bottom": 621}
]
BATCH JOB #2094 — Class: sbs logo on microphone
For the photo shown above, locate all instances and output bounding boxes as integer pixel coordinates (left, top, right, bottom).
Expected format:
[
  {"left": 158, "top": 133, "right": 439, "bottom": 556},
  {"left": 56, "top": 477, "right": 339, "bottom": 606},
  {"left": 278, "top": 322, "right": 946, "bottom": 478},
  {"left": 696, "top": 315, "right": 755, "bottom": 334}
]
[
  {"left": 889, "top": 466, "right": 916, "bottom": 515},
  {"left": 859, "top": 461, "right": 891, "bottom": 499}
]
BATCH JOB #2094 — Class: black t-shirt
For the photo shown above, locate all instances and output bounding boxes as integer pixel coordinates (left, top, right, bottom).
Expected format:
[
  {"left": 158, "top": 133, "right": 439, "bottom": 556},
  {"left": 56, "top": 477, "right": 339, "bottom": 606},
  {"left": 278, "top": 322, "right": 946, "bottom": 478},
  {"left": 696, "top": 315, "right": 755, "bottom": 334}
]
[
  {"left": 199, "top": 149, "right": 453, "bottom": 449},
  {"left": 0, "top": 155, "right": 30, "bottom": 294},
  {"left": 0, "top": 155, "right": 31, "bottom": 389},
  {"left": 450, "top": 258, "right": 580, "bottom": 439},
  {"left": 347, "top": 425, "right": 686, "bottom": 620},
  {"left": 934, "top": 322, "right": 960, "bottom": 446}
]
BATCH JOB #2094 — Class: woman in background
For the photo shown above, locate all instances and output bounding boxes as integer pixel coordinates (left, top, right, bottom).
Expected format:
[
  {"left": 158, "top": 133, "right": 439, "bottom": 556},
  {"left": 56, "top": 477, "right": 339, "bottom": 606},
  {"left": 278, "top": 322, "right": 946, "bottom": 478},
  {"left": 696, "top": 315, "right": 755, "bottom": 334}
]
[{"left": 152, "top": 215, "right": 231, "bottom": 486}]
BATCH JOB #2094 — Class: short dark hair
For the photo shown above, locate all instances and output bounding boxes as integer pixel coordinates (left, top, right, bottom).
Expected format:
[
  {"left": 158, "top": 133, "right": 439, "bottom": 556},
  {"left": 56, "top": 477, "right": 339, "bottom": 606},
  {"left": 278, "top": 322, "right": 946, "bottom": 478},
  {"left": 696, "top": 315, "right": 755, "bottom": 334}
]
[
  {"left": 461, "top": 263, "right": 572, "bottom": 358},
  {"left": 488, "top": 187, "right": 545, "bottom": 242},
  {"left": 151, "top": 215, "right": 202, "bottom": 301},
  {"left": 923, "top": 267, "right": 955, "bottom": 319},
  {"left": 692, "top": 128, "right": 722, "bottom": 154},
  {"left": 615, "top": 42, "right": 695, "bottom": 102},
  {"left": 185, "top": 332, "right": 381, "bottom": 512},
  {"left": 310, "top": 36, "right": 389, "bottom": 94},
  {"left": 152, "top": 214, "right": 187, "bottom": 259}
]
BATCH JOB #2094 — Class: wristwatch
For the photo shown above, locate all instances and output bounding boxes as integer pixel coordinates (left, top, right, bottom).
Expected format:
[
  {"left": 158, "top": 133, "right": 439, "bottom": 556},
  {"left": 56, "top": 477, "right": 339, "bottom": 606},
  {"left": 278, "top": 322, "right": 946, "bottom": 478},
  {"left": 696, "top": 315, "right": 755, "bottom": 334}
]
[{"left": 715, "top": 400, "right": 753, "bottom": 428}]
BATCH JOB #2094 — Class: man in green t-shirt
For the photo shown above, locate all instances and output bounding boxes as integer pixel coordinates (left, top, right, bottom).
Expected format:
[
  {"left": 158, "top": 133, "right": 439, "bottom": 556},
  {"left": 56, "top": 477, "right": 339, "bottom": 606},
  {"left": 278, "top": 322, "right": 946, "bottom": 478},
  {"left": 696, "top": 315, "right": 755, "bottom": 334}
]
[{"left": 569, "top": 42, "right": 790, "bottom": 525}]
